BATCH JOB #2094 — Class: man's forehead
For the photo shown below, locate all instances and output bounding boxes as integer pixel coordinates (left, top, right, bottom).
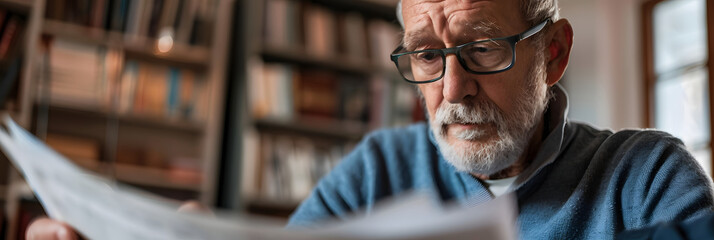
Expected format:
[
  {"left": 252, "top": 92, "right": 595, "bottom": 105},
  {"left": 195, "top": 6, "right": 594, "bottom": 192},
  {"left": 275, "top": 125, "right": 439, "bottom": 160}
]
[
  {"left": 401, "top": 0, "right": 522, "bottom": 39},
  {"left": 401, "top": 0, "right": 520, "bottom": 49},
  {"left": 402, "top": 19, "right": 503, "bottom": 50}
]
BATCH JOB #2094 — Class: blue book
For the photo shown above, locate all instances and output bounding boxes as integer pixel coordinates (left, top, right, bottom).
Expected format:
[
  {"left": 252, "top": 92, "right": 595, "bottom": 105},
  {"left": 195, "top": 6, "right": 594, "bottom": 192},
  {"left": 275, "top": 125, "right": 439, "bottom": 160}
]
[{"left": 167, "top": 67, "right": 181, "bottom": 117}]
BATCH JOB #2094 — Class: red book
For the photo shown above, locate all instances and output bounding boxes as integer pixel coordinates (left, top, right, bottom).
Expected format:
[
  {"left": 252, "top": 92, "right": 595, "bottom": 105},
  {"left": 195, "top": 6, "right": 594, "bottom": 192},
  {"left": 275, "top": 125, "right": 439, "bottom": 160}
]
[{"left": 0, "top": 16, "right": 19, "bottom": 60}]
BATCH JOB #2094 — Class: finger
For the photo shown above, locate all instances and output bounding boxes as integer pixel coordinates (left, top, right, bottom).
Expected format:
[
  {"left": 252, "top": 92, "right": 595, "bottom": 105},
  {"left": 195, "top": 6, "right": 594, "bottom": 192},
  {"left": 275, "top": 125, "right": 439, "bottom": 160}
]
[
  {"left": 26, "top": 218, "right": 78, "bottom": 240},
  {"left": 178, "top": 200, "right": 213, "bottom": 216}
]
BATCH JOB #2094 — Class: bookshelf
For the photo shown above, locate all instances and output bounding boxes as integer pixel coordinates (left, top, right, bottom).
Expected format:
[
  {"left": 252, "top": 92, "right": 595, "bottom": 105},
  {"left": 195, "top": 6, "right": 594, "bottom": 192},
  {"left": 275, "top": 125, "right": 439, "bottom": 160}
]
[
  {"left": 1, "top": 0, "right": 234, "bottom": 239},
  {"left": 226, "top": 0, "right": 425, "bottom": 217}
]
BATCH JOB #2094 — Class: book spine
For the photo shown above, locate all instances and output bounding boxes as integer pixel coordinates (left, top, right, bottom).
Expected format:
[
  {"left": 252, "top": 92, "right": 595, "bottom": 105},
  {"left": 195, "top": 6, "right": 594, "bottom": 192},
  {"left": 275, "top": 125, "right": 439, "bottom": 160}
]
[
  {"left": 119, "top": 61, "right": 138, "bottom": 113},
  {"left": 167, "top": 67, "right": 181, "bottom": 118}
]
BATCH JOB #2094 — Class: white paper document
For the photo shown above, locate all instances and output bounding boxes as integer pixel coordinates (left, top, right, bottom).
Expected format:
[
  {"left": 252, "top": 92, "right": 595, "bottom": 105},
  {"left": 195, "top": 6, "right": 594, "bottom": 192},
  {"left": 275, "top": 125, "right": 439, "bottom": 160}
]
[{"left": 0, "top": 116, "right": 518, "bottom": 240}]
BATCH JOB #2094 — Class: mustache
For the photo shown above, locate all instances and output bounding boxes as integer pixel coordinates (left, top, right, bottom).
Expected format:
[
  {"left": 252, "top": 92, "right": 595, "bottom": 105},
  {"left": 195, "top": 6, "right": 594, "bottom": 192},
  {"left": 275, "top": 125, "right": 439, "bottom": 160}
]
[{"left": 433, "top": 99, "right": 504, "bottom": 125}]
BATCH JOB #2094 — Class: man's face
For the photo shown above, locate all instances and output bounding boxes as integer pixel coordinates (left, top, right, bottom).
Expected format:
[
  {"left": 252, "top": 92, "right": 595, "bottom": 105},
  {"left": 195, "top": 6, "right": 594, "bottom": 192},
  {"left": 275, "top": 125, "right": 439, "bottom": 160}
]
[{"left": 402, "top": 0, "right": 550, "bottom": 175}]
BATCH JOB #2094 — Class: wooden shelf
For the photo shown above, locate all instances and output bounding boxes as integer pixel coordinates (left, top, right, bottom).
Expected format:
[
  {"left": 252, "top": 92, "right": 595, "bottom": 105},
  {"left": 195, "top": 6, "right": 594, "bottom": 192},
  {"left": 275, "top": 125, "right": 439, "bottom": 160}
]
[
  {"left": 254, "top": 117, "right": 368, "bottom": 140},
  {"left": 41, "top": 20, "right": 210, "bottom": 70},
  {"left": 0, "top": 0, "right": 33, "bottom": 12},
  {"left": 71, "top": 160, "right": 202, "bottom": 192},
  {"left": 260, "top": 45, "right": 401, "bottom": 76},
  {"left": 112, "top": 163, "right": 202, "bottom": 192},
  {"left": 43, "top": 102, "right": 205, "bottom": 134},
  {"left": 260, "top": 46, "right": 376, "bottom": 75},
  {"left": 311, "top": 0, "right": 398, "bottom": 21}
]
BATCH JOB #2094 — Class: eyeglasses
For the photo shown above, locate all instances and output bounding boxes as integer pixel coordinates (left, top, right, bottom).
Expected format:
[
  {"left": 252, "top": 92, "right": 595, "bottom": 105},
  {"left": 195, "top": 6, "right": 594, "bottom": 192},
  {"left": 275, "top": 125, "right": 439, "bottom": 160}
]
[{"left": 390, "top": 19, "right": 550, "bottom": 84}]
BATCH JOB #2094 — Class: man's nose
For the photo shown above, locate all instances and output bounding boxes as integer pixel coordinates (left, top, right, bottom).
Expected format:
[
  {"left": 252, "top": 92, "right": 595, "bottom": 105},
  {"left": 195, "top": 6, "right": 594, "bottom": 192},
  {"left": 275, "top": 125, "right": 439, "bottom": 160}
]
[{"left": 442, "top": 55, "right": 478, "bottom": 103}]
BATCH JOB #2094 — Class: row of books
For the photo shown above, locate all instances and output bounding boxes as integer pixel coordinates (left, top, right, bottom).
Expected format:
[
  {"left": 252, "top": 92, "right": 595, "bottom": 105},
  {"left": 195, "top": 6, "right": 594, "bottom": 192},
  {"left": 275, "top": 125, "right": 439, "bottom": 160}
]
[
  {"left": 244, "top": 74, "right": 424, "bottom": 203},
  {"left": 45, "top": 0, "right": 216, "bottom": 46},
  {"left": 44, "top": 133, "right": 202, "bottom": 183},
  {"left": 369, "top": 74, "right": 426, "bottom": 129},
  {"left": 44, "top": 39, "right": 210, "bottom": 122},
  {"left": 246, "top": 133, "right": 356, "bottom": 202},
  {"left": 120, "top": 59, "right": 210, "bottom": 121},
  {"left": 263, "top": 0, "right": 401, "bottom": 68},
  {"left": 248, "top": 61, "right": 371, "bottom": 124}
]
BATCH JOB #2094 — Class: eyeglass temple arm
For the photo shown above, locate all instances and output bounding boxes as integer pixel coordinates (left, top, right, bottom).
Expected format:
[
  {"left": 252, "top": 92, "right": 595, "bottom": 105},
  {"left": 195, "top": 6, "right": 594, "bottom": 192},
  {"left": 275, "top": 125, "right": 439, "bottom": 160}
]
[{"left": 518, "top": 19, "right": 550, "bottom": 41}]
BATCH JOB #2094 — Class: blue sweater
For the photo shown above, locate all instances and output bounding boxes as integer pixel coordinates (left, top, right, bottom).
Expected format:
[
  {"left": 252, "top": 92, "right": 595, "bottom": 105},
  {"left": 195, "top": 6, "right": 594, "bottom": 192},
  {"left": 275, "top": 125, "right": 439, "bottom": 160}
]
[{"left": 287, "top": 86, "right": 714, "bottom": 239}]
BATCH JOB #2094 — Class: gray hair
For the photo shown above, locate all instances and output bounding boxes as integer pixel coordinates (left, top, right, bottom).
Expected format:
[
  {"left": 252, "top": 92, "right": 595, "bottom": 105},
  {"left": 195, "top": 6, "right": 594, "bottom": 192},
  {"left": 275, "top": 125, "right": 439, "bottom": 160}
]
[{"left": 396, "top": 0, "right": 559, "bottom": 29}]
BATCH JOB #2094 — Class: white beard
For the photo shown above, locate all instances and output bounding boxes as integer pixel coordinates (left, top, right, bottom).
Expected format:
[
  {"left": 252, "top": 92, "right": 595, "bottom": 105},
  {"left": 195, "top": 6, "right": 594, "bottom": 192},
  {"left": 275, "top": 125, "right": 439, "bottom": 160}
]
[{"left": 430, "top": 52, "right": 550, "bottom": 176}]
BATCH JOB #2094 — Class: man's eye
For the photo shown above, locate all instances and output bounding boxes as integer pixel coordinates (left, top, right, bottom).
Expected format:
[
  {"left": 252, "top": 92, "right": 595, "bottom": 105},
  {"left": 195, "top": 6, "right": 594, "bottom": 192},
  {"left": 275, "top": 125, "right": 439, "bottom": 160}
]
[
  {"left": 416, "top": 52, "right": 439, "bottom": 61},
  {"left": 474, "top": 46, "right": 492, "bottom": 53},
  {"left": 471, "top": 42, "right": 504, "bottom": 53}
]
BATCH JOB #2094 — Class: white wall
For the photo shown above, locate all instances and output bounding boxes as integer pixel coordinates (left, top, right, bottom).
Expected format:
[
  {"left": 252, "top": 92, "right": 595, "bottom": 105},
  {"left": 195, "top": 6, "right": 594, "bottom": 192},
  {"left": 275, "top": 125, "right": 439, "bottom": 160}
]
[{"left": 559, "top": 0, "right": 645, "bottom": 130}]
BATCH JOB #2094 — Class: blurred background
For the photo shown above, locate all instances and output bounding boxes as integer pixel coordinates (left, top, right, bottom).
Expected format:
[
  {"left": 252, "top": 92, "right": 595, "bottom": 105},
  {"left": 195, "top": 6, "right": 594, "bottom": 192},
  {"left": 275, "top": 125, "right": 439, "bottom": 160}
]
[{"left": 0, "top": 0, "right": 709, "bottom": 239}]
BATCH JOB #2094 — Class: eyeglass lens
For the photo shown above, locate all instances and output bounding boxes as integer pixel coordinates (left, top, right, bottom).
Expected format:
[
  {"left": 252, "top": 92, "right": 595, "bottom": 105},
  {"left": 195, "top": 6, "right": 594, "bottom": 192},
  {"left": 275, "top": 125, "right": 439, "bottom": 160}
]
[{"left": 396, "top": 39, "right": 514, "bottom": 82}]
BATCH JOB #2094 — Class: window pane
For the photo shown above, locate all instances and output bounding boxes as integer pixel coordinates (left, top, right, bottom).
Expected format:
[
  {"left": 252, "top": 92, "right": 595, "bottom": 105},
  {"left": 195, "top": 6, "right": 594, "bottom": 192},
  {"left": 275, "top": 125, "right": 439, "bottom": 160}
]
[
  {"left": 654, "top": 67, "right": 710, "bottom": 146},
  {"left": 692, "top": 147, "right": 712, "bottom": 177},
  {"left": 653, "top": 0, "right": 707, "bottom": 74}
]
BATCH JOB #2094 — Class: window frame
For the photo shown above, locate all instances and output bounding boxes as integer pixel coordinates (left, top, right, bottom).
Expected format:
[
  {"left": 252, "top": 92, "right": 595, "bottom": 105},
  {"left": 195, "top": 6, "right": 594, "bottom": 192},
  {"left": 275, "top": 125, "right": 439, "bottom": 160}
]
[{"left": 641, "top": 0, "right": 714, "bottom": 175}]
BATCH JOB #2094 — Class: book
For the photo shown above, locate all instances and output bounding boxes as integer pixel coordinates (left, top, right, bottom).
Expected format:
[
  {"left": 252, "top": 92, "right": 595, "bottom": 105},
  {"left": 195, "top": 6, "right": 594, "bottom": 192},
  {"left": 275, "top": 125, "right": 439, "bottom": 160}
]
[
  {"left": 368, "top": 19, "right": 401, "bottom": 68},
  {"left": 179, "top": 69, "right": 195, "bottom": 119},
  {"left": 263, "top": 0, "right": 289, "bottom": 48},
  {"left": 303, "top": 4, "right": 336, "bottom": 58},
  {"left": 248, "top": 59, "right": 268, "bottom": 118},
  {"left": 369, "top": 75, "right": 393, "bottom": 129},
  {"left": 48, "top": 39, "right": 104, "bottom": 108},
  {"left": 337, "top": 75, "right": 370, "bottom": 123},
  {"left": 134, "top": 62, "right": 169, "bottom": 116},
  {"left": 247, "top": 60, "right": 296, "bottom": 120},
  {"left": 339, "top": 12, "right": 368, "bottom": 63},
  {"left": 0, "top": 15, "right": 25, "bottom": 60},
  {"left": 255, "top": 133, "right": 350, "bottom": 202},
  {"left": 189, "top": 0, "right": 215, "bottom": 47},
  {"left": 109, "top": 0, "right": 129, "bottom": 32},
  {"left": 158, "top": 0, "right": 180, "bottom": 33},
  {"left": 166, "top": 67, "right": 181, "bottom": 117},
  {"left": 190, "top": 73, "right": 209, "bottom": 121},
  {"left": 148, "top": 0, "right": 165, "bottom": 37},
  {"left": 124, "top": 0, "right": 146, "bottom": 40},
  {"left": 119, "top": 60, "right": 139, "bottom": 113},
  {"left": 136, "top": 0, "right": 155, "bottom": 37},
  {"left": 295, "top": 70, "right": 338, "bottom": 118},
  {"left": 44, "top": 133, "right": 101, "bottom": 167},
  {"left": 90, "top": 0, "right": 108, "bottom": 29},
  {"left": 35, "top": 0, "right": 213, "bottom": 47},
  {"left": 175, "top": 0, "right": 199, "bottom": 45},
  {"left": 392, "top": 81, "right": 418, "bottom": 126}
]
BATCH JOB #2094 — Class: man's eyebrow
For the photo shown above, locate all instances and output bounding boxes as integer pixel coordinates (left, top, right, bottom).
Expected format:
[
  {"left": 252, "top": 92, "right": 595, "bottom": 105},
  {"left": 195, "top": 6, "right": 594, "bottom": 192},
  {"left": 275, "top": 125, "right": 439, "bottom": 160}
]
[
  {"left": 402, "top": 20, "right": 504, "bottom": 51},
  {"left": 402, "top": 30, "right": 437, "bottom": 51}
]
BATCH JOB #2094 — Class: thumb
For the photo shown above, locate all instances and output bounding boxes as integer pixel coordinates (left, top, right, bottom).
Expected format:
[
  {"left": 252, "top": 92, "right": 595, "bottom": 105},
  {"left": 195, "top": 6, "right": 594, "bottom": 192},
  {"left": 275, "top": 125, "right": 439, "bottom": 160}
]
[{"left": 177, "top": 200, "right": 213, "bottom": 216}]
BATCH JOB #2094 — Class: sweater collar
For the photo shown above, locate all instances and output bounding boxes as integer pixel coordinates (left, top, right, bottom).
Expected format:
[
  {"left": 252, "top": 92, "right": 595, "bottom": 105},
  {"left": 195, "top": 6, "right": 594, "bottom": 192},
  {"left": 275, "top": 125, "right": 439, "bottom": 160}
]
[{"left": 511, "top": 84, "right": 570, "bottom": 191}]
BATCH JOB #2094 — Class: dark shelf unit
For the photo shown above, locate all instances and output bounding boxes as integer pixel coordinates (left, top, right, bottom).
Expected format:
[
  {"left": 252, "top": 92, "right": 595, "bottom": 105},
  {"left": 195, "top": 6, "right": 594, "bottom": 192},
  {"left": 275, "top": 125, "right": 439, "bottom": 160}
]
[{"left": 254, "top": 117, "right": 368, "bottom": 141}]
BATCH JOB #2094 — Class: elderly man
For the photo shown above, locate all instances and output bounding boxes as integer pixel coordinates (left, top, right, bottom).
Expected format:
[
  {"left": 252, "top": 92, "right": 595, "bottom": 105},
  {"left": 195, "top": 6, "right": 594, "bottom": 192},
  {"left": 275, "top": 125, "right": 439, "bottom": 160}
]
[
  {"left": 287, "top": 0, "right": 714, "bottom": 238},
  {"left": 27, "top": 0, "right": 714, "bottom": 239}
]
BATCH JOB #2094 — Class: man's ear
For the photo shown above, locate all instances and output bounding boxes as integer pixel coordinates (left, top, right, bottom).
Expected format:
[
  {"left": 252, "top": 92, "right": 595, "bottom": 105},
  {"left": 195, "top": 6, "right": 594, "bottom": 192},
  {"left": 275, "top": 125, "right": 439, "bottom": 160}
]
[{"left": 544, "top": 19, "right": 574, "bottom": 86}]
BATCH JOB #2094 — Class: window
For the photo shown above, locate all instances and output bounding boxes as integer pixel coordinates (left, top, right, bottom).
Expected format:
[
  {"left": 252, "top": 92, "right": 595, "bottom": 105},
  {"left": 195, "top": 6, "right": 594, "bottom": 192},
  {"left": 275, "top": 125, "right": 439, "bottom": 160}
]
[{"left": 643, "top": 0, "right": 713, "bottom": 176}]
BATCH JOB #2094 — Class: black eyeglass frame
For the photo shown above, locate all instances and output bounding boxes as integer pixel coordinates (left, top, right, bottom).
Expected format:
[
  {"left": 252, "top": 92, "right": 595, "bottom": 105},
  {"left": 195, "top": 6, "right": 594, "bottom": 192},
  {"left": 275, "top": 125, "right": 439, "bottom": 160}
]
[{"left": 390, "top": 19, "right": 551, "bottom": 84}]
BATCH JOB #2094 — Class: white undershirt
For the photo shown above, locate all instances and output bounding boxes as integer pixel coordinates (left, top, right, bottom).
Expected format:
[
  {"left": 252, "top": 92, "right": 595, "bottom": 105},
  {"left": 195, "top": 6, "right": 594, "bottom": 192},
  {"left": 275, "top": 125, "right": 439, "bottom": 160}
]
[{"left": 483, "top": 175, "right": 518, "bottom": 197}]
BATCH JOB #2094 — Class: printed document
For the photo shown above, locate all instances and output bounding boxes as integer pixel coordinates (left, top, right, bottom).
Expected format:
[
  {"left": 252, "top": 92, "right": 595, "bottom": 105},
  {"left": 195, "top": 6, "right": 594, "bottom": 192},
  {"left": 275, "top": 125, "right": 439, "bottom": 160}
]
[{"left": 0, "top": 116, "right": 518, "bottom": 240}]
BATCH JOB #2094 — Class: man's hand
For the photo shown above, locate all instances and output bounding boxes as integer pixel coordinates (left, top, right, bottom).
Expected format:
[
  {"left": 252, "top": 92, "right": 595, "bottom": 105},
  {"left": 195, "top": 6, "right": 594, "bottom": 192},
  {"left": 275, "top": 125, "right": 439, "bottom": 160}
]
[
  {"left": 177, "top": 200, "right": 213, "bottom": 215},
  {"left": 26, "top": 218, "right": 78, "bottom": 240},
  {"left": 25, "top": 201, "right": 211, "bottom": 239}
]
